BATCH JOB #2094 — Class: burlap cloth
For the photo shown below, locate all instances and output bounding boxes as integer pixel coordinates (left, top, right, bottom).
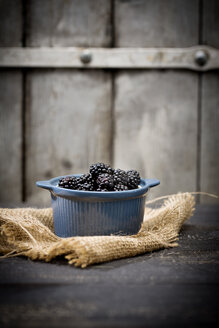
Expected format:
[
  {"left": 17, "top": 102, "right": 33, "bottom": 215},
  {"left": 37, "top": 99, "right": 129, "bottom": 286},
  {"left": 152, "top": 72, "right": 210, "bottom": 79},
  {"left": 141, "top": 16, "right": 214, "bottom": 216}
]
[{"left": 0, "top": 193, "right": 195, "bottom": 268}]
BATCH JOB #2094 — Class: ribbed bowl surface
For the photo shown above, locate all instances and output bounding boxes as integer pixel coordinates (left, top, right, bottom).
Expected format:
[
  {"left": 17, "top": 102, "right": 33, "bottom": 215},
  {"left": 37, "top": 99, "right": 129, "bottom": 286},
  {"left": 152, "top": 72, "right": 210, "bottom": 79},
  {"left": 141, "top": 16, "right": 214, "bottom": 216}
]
[
  {"left": 36, "top": 175, "right": 160, "bottom": 237},
  {"left": 52, "top": 194, "right": 146, "bottom": 237}
]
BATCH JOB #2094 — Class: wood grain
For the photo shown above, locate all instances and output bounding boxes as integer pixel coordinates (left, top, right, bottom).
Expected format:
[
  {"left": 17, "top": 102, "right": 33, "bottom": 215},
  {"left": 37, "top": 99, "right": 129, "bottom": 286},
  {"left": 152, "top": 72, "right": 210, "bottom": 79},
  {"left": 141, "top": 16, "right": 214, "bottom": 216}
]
[
  {"left": 27, "top": 0, "right": 111, "bottom": 47},
  {"left": 25, "top": 70, "right": 112, "bottom": 205},
  {"left": 200, "top": 73, "right": 219, "bottom": 203},
  {"left": 0, "top": 0, "right": 22, "bottom": 46},
  {"left": 0, "top": 0, "right": 22, "bottom": 202},
  {"left": 0, "top": 0, "right": 218, "bottom": 206},
  {"left": 200, "top": 0, "right": 219, "bottom": 203},
  {"left": 203, "top": 0, "right": 219, "bottom": 48},
  {"left": 0, "top": 205, "right": 218, "bottom": 327},
  {"left": 113, "top": 0, "right": 200, "bottom": 200},
  {"left": 0, "top": 71, "right": 22, "bottom": 202},
  {"left": 115, "top": 0, "right": 199, "bottom": 47},
  {"left": 113, "top": 70, "right": 198, "bottom": 199},
  {"left": 24, "top": 0, "right": 113, "bottom": 204}
]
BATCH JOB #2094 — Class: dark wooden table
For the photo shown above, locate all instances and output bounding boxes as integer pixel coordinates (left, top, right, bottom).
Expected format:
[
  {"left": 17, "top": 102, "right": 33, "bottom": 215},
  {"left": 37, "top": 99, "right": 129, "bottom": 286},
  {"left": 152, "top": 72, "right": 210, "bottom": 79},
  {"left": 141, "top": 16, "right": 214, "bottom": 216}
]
[{"left": 0, "top": 204, "right": 218, "bottom": 328}]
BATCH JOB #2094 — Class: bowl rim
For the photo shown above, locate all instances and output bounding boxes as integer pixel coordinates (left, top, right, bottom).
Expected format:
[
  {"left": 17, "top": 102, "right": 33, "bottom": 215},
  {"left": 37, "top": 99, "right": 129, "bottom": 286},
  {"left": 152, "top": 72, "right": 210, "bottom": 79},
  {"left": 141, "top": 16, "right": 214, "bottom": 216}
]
[{"left": 36, "top": 174, "right": 160, "bottom": 200}]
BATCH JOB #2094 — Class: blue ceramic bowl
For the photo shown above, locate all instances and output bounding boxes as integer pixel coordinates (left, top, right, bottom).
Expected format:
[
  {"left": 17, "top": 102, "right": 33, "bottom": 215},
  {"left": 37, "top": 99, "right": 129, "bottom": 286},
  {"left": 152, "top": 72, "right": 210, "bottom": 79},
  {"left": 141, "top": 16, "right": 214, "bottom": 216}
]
[{"left": 36, "top": 175, "right": 160, "bottom": 237}]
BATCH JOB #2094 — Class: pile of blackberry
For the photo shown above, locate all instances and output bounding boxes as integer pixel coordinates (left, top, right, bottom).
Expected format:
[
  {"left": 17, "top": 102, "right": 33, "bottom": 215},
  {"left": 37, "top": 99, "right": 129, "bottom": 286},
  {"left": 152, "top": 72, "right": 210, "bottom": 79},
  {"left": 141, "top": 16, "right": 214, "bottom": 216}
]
[{"left": 58, "top": 163, "right": 141, "bottom": 192}]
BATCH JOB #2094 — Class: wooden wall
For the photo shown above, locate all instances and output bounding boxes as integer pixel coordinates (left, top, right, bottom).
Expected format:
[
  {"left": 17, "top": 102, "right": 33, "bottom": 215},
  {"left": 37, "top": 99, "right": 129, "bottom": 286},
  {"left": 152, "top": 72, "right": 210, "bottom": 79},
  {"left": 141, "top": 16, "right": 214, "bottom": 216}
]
[{"left": 0, "top": 0, "right": 218, "bottom": 205}]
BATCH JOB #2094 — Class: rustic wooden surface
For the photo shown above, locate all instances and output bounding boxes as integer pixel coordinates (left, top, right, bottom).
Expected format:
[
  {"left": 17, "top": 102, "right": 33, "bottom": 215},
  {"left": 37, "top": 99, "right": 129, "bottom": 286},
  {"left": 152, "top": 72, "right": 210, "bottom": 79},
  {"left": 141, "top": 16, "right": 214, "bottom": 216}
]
[
  {"left": 115, "top": 0, "right": 199, "bottom": 47},
  {"left": 113, "top": 0, "right": 200, "bottom": 200},
  {"left": 25, "top": 70, "right": 112, "bottom": 205},
  {"left": 0, "top": 0, "right": 218, "bottom": 204},
  {"left": 23, "top": 0, "right": 113, "bottom": 205},
  {"left": 201, "top": 73, "right": 219, "bottom": 203},
  {"left": 203, "top": 0, "right": 219, "bottom": 48},
  {"left": 0, "top": 204, "right": 218, "bottom": 328},
  {"left": 200, "top": 0, "right": 219, "bottom": 202},
  {"left": 27, "top": 0, "right": 111, "bottom": 47},
  {"left": 0, "top": 0, "right": 22, "bottom": 47},
  {"left": 0, "top": 0, "right": 22, "bottom": 202},
  {"left": 114, "top": 70, "right": 198, "bottom": 199},
  {"left": 0, "top": 71, "right": 22, "bottom": 202}
]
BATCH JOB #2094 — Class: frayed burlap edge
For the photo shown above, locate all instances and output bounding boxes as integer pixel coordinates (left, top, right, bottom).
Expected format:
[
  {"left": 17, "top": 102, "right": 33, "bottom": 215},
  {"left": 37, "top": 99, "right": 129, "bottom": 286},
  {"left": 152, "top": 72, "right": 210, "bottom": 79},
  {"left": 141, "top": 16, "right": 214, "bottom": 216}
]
[{"left": 0, "top": 192, "right": 195, "bottom": 268}]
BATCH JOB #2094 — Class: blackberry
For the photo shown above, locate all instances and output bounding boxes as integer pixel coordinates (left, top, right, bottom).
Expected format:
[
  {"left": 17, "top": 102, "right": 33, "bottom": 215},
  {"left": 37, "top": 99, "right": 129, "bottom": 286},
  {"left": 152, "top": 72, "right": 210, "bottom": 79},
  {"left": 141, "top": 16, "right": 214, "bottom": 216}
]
[
  {"left": 58, "top": 176, "right": 78, "bottom": 189},
  {"left": 127, "top": 170, "right": 141, "bottom": 189},
  {"left": 90, "top": 162, "right": 114, "bottom": 177},
  {"left": 114, "top": 183, "right": 128, "bottom": 191},
  {"left": 113, "top": 169, "right": 129, "bottom": 191},
  {"left": 96, "top": 173, "right": 114, "bottom": 191},
  {"left": 58, "top": 174, "right": 95, "bottom": 191},
  {"left": 78, "top": 173, "right": 95, "bottom": 185},
  {"left": 113, "top": 169, "right": 128, "bottom": 186},
  {"left": 96, "top": 188, "right": 109, "bottom": 192},
  {"left": 58, "top": 164, "right": 142, "bottom": 192},
  {"left": 75, "top": 174, "right": 95, "bottom": 191},
  {"left": 77, "top": 182, "right": 94, "bottom": 191}
]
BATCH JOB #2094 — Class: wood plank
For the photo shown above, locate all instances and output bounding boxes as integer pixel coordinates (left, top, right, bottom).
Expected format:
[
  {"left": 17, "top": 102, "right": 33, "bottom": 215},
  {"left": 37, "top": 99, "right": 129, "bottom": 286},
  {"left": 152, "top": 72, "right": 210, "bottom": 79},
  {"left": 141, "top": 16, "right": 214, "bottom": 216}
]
[
  {"left": 27, "top": 0, "right": 111, "bottom": 47},
  {"left": 25, "top": 70, "right": 112, "bottom": 205},
  {"left": 0, "top": 71, "right": 22, "bottom": 202},
  {"left": 114, "top": 0, "right": 200, "bottom": 199},
  {"left": 0, "top": 46, "right": 218, "bottom": 71},
  {"left": 0, "top": 205, "right": 218, "bottom": 327},
  {"left": 0, "top": 1, "right": 23, "bottom": 202},
  {"left": 113, "top": 71, "right": 198, "bottom": 199},
  {"left": 200, "top": 73, "right": 219, "bottom": 203},
  {"left": 203, "top": 0, "right": 219, "bottom": 48},
  {"left": 0, "top": 0, "right": 22, "bottom": 46},
  {"left": 0, "top": 284, "right": 218, "bottom": 328},
  {"left": 201, "top": 1, "right": 219, "bottom": 203},
  {"left": 115, "top": 0, "right": 199, "bottom": 47},
  {"left": 0, "top": 205, "right": 219, "bottom": 284}
]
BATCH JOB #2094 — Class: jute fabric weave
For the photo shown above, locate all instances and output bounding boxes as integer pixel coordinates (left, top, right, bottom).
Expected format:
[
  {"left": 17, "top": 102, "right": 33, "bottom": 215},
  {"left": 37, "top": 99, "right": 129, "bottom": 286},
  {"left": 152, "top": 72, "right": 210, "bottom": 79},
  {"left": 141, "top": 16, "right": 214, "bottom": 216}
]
[{"left": 0, "top": 193, "right": 195, "bottom": 268}]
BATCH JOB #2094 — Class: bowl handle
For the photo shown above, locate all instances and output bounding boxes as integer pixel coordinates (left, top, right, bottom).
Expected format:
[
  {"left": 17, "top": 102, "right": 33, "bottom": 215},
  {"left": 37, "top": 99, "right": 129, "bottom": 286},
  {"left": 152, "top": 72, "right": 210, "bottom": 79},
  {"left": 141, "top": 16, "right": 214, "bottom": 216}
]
[
  {"left": 36, "top": 180, "right": 53, "bottom": 191},
  {"left": 143, "top": 178, "right": 160, "bottom": 188}
]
